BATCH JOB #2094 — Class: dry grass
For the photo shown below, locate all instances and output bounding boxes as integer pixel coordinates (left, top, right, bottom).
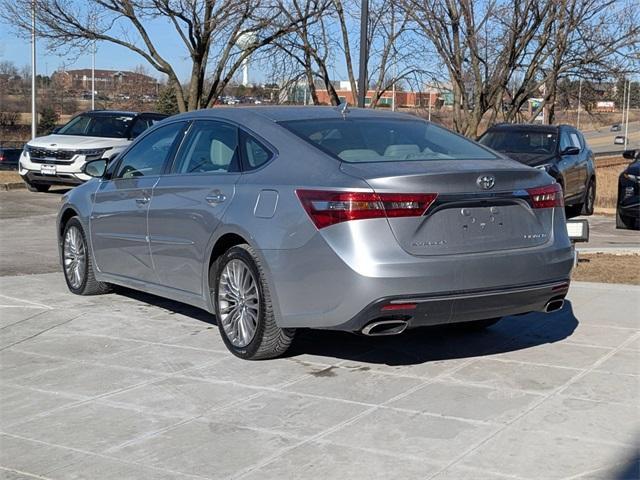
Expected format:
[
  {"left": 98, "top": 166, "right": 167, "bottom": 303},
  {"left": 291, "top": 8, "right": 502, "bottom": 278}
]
[
  {"left": 573, "top": 254, "right": 640, "bottom": 285},
  {"left": 594, "top": 156, "right": 628, "bottom": 210},
  {"left": 0, "top": 171, "right": 21, "bottom": 184}
]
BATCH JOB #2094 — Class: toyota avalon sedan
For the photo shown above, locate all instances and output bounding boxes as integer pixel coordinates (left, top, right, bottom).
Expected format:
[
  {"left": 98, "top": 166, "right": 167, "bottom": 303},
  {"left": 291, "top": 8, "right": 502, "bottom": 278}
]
[{"left": 57, "top": 107, "right": 574, "bottom": 359}]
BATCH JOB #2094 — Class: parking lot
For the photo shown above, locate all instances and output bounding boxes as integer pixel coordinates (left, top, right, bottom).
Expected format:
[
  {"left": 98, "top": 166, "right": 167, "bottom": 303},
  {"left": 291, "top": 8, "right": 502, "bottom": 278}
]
[{"left": 1, "top": 189, "right": 639, "bottom": 480}]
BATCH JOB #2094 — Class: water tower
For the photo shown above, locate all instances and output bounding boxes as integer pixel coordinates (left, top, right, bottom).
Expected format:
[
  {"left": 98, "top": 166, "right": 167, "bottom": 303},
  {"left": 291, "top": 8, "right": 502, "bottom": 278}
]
[{"left": 236, "top": 32, "right": 258, "bottom": 87}]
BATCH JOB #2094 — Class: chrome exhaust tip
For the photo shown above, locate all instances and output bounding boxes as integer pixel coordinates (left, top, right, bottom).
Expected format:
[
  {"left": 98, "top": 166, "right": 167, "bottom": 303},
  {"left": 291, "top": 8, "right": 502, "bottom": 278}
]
[
  {"left": 544, "top": 299, "right": 565, "bottom": 313},
  {"left": 361, "top": 320, "right": 408, "bottom": 336}
]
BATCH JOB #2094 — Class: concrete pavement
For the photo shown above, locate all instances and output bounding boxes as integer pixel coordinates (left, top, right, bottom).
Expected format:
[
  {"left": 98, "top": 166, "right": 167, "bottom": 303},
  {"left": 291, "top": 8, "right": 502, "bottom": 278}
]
[{"left": 0, "top": 273, "right": 638, "bottom": 479}]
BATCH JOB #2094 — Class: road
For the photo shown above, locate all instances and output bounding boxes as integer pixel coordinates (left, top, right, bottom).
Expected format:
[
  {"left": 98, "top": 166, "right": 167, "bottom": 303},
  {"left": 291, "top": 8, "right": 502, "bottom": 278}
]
[
  {"left": 583, "top": 120, "right": 639, "bottom": 155},
  {"left": 0, "top": 189, "right": 636, "bottom": 278}
]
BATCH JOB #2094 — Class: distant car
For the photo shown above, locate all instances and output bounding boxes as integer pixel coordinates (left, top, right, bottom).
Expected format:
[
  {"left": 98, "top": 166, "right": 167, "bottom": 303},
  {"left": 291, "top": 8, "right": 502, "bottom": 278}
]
[
  {"left": 617, "top": 149, "right": 640, "bottom": 230},
  {"left": 19, "top": 110, "right": 167, "bottom": 192},
  {"left": 611, "top": 124, "right": 621, "bottom": 132},
  {"left": 614, "top": 135, "right": 626, "bottom": 145},
  {"left": 479, "top": 123, "right": 596, "bottom": 218},
  {"left": 0, "top": 147, "right": 22, "bottom": 170}
]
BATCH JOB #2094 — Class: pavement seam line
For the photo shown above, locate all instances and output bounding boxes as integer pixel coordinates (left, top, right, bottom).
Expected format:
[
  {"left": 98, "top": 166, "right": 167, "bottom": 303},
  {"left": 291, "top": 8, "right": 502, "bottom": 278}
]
[
  {"left": 423, "top": 329, "right": 640, "bottom": 479},
  {"left": 228, "top": 355, "right": 481, "bottom": 480},
  {"left": 0, "top": 432, "right": 211, "bottom": 480}
]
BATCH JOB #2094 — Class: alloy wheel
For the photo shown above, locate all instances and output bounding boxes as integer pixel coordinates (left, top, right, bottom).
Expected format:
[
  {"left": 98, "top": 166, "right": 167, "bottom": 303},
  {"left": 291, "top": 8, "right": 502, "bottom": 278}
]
[
  {"left": 218, "top": 259, "right": 260, "bottom": 348},
  {"left": 63, "top": 226, "right": 87, "bottom": 290}
]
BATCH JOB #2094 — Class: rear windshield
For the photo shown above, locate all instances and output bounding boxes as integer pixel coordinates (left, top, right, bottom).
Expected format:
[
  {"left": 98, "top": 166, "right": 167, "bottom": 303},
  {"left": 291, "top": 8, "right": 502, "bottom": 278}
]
[
  {"left": 57, "top": 114, "right": 135, "bottom": 138},
  {"left": 480, "top": 130, "right": 558, "bottom": 155},
  {"left": 280, "top": 118, "right": 497, "bottom": 162}
]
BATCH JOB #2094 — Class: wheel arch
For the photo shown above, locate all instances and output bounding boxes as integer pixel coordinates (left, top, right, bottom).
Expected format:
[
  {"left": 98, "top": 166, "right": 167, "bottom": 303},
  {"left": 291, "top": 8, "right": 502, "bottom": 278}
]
[
  {"left": 58, "top": 207, "right": 80, "bottom": 243},
  {"left": 202, "top": 228, "right": 281, "bottom": 321}
]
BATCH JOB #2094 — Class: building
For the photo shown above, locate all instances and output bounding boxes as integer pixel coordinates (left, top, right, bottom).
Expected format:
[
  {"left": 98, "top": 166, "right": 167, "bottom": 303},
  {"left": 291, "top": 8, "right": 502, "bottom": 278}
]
[
  {"left": 51, "top": 69, "right": 159, "bottom": 97},
  {"left": 315, "top": 88, "right": 439, "bottom": 108}
]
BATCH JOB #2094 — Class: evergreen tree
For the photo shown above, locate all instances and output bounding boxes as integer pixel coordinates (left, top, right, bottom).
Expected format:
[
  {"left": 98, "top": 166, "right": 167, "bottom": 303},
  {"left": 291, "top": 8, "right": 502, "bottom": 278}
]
[
  {"left": 38, "top": 106, "right": 59, "bottom": 135},
  {"left": 156, "top": 86, "right": 179, "bottom": 116}
]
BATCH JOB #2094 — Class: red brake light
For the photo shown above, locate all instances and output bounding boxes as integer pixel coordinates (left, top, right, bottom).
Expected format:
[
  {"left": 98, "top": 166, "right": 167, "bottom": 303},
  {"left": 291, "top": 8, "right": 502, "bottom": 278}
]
[
  {"left": 527, "top": 184, "right": 564, "bottom": 208},
  {"left": 296, "top": 190, "right": 437, "bottom": 229}
]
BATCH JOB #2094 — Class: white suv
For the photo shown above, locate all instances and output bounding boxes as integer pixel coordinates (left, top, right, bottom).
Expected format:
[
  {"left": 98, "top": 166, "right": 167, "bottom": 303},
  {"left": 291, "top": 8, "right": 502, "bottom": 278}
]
[{"left": 19, "top": 110, "right": 167, "bottom": 192}]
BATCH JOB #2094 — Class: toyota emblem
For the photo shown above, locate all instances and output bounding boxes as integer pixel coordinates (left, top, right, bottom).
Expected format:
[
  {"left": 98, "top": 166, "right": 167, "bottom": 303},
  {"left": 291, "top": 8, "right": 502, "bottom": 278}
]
[{"left": 477, "top": 175, "right": 495, "bottom": 190}]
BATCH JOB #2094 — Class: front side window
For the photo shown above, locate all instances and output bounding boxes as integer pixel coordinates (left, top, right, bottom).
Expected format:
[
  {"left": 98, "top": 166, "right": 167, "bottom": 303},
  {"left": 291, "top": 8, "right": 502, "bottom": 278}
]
[
  {"left": 559, "top": 131, "right": 574, "bottom": 152},
  {"left": 480, "top": 130, "right": 558, "bottom": 155},
  {"left": 172, "top": 121, "right": 239, "bottom": 174},
  {"left": 114, "top": 122, "right": 185, "bottom": 179},
  {"left": 281, "top": 118, "right": 497, "bottom": 163},
  {"left": 57, "top": 114, "right": 135, "bottom": 138}
]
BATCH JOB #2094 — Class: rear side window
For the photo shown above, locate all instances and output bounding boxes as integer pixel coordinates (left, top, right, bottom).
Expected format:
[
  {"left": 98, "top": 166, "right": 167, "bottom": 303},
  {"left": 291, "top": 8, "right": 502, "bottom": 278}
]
[
  {"left": 480, "top": 130, "right": 558, "bottom": 154},
  {"left": 280, "top": 118, "right": 496, "bottom": 162},
  {"left": 241, "top": 133, "right": 272, "bottom": 170},
  {"left": 114, "top": 122, "right": 185, "bottom": 179},
  {"left": 172, "top": 121, "right": 240, "bottom": 174}
]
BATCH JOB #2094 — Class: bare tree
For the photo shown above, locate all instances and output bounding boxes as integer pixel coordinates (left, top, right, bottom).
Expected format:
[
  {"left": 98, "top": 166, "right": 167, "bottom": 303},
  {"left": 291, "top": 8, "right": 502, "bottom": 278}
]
[
  {"left": 404, "top": 0, "right": 554, "bottom": 137},
  {"left": 1, "top": 0, "right": 328, "bottom": 112}
]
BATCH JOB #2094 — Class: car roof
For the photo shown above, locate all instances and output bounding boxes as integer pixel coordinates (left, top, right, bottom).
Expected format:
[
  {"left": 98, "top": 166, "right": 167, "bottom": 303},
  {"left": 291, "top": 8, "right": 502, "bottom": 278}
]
[
  {"left": 486, "top": 123, "right": 571, "bottom": 133},
  {"left": 82, "top": 110, "right": 167, "bottom": 118},
  {"left": 171, "top": 106, "right": 420, "bottom": 123}
]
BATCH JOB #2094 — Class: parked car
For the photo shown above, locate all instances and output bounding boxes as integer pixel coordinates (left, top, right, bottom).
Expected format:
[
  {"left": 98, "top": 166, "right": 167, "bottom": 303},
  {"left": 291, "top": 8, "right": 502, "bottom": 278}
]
[
  {"left": 479, "top": 123, "right": 596, "bottom": 218},
  {"left": 610, "top": 124, "right": 621, "bottom": 132},
  {"left": 616, "top": 149, "right": 640, "bottom": 230},
  {"left": 614, "top": 135, "right": 626, "bottom": 145},
  {"left": 57, "top": 107, "right": 574, "bottom": 359},
  {"left": 19, "top": 110, "right": 168, "bottom": 192},
  {"left": 0, "top": 146, "right": 22, "bottom": 170}
]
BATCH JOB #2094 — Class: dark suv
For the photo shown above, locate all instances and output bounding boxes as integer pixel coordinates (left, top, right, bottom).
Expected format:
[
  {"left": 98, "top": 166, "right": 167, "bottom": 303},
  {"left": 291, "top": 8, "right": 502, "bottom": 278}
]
[{"left": 479, "top": 124, "right": 596, "bottom": 217}]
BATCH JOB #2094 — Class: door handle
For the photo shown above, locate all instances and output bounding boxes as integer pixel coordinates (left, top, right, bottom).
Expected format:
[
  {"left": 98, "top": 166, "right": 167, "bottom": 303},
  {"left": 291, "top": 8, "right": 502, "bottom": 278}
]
[
  {"left": 205, "top": 192, "right": 227, "bottom": 205},
  {"left": 135, "top": 195, "right": 150, "bottom": 206}
]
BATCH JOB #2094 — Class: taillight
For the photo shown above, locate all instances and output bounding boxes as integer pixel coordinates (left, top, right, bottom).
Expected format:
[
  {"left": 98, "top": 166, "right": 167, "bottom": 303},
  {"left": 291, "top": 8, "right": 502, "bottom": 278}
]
[
  {"left": 527, "top": 184, "right": 564, "bottom": 208},
  {"left": 296, "top": 189, "right": 437, "bottom": 229}
]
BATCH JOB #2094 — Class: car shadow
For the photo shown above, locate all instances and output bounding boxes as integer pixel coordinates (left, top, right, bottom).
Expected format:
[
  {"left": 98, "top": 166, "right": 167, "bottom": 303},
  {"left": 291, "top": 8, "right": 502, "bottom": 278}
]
[
  {"left": 285, "top": 302, "right": 579, "bottom": 365},
  {"left": 113, "top": 286, "right": 216, "bottom": 324},
  {"left": 109, "top": 285, "right": 578, "bottom": 366}
]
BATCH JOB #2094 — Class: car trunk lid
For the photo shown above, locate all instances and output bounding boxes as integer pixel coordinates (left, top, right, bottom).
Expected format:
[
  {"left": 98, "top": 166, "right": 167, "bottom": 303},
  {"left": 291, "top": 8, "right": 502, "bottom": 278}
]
[{"left": 340, "top": 159, "right": 556, "bottom": 256}]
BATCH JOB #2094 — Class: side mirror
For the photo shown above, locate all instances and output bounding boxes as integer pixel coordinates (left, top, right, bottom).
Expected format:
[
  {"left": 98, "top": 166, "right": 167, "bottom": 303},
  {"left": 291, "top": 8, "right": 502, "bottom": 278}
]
[
  {"left": 51, "top": 126, "right": 61, "bottom": 134},
  {"left": 622, "top": 149, "right": 637, "bottom": 160},
  {"left": 83, "top": 158, "right": 107, "bottom": 178},
  {"left": 561, "top": 146, "right": 580, "bottom": 156}
]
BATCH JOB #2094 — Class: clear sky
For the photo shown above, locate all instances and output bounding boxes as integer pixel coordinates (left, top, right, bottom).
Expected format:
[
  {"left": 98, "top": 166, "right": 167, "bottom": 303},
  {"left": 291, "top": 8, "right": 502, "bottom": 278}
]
[{"left": 0, "top": 21, "right": 231, "bottom": 82}]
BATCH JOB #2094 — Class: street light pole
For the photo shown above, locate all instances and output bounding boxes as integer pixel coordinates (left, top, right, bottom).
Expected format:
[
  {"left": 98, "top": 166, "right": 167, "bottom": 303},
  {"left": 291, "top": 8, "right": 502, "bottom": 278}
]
[
  {"left": 624, "top": 79, "right": 631, "bottom": 150},
  {"left": 31, "top": 0, "right": 37, "bottom": 139},
  {"left": 357, "top": 0, "right": 368, "bottom": 108},
  {"left": 91, "top": 41, "right": 96, "bottom": 110}
]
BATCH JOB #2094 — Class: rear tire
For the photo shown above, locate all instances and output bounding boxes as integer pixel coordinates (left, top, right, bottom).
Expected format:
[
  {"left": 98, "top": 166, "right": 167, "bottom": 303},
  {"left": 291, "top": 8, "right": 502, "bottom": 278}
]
[
  {"left": 213, "top": 244, "right": 294, "bottom": 360},
  {"left": 62, "top": 217, "right": 111, "bottom": 295},
  {"left": 453, "top": 318, "right": 502, "bottom": 331}
]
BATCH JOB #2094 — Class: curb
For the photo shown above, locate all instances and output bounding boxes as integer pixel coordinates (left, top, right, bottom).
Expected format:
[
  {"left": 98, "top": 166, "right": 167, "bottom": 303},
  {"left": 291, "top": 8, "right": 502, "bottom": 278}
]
[
  {"left": 577, "top": 248, "right": 640, "bottom": 255},
  {"left": 0, "top": 182, "right": 26, "bottom": 191}
]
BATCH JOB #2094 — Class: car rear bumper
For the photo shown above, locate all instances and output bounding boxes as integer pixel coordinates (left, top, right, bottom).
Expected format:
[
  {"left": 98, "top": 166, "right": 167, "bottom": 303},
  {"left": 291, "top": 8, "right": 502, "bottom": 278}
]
[
  {"left": 334, "top": 280, "right": 570, "bottom": 332},
  {"left": 260, "top": 213, "right": 574, "bottom": 330}
]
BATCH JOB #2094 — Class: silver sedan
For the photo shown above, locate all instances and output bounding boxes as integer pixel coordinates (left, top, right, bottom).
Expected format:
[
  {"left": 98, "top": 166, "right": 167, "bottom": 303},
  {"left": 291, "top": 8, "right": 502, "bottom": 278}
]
[{"left": 57, "top": 107, "right": 574, "bottom": 359}]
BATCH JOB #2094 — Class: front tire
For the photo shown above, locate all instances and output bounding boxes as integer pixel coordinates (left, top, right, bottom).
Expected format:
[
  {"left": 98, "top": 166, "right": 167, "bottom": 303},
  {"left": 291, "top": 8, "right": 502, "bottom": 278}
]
[
  {"left": 581, "top": 179, "right": 596, "bottom": 216},
  {"left": 214, "top": 244, "right": 294, "bottom": 360},
  {"left": 26, "top": 182, "right": 50, "bottom": 193},
  {"left": 62, "top": 217, "right": 111, "bottom": 295}
]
